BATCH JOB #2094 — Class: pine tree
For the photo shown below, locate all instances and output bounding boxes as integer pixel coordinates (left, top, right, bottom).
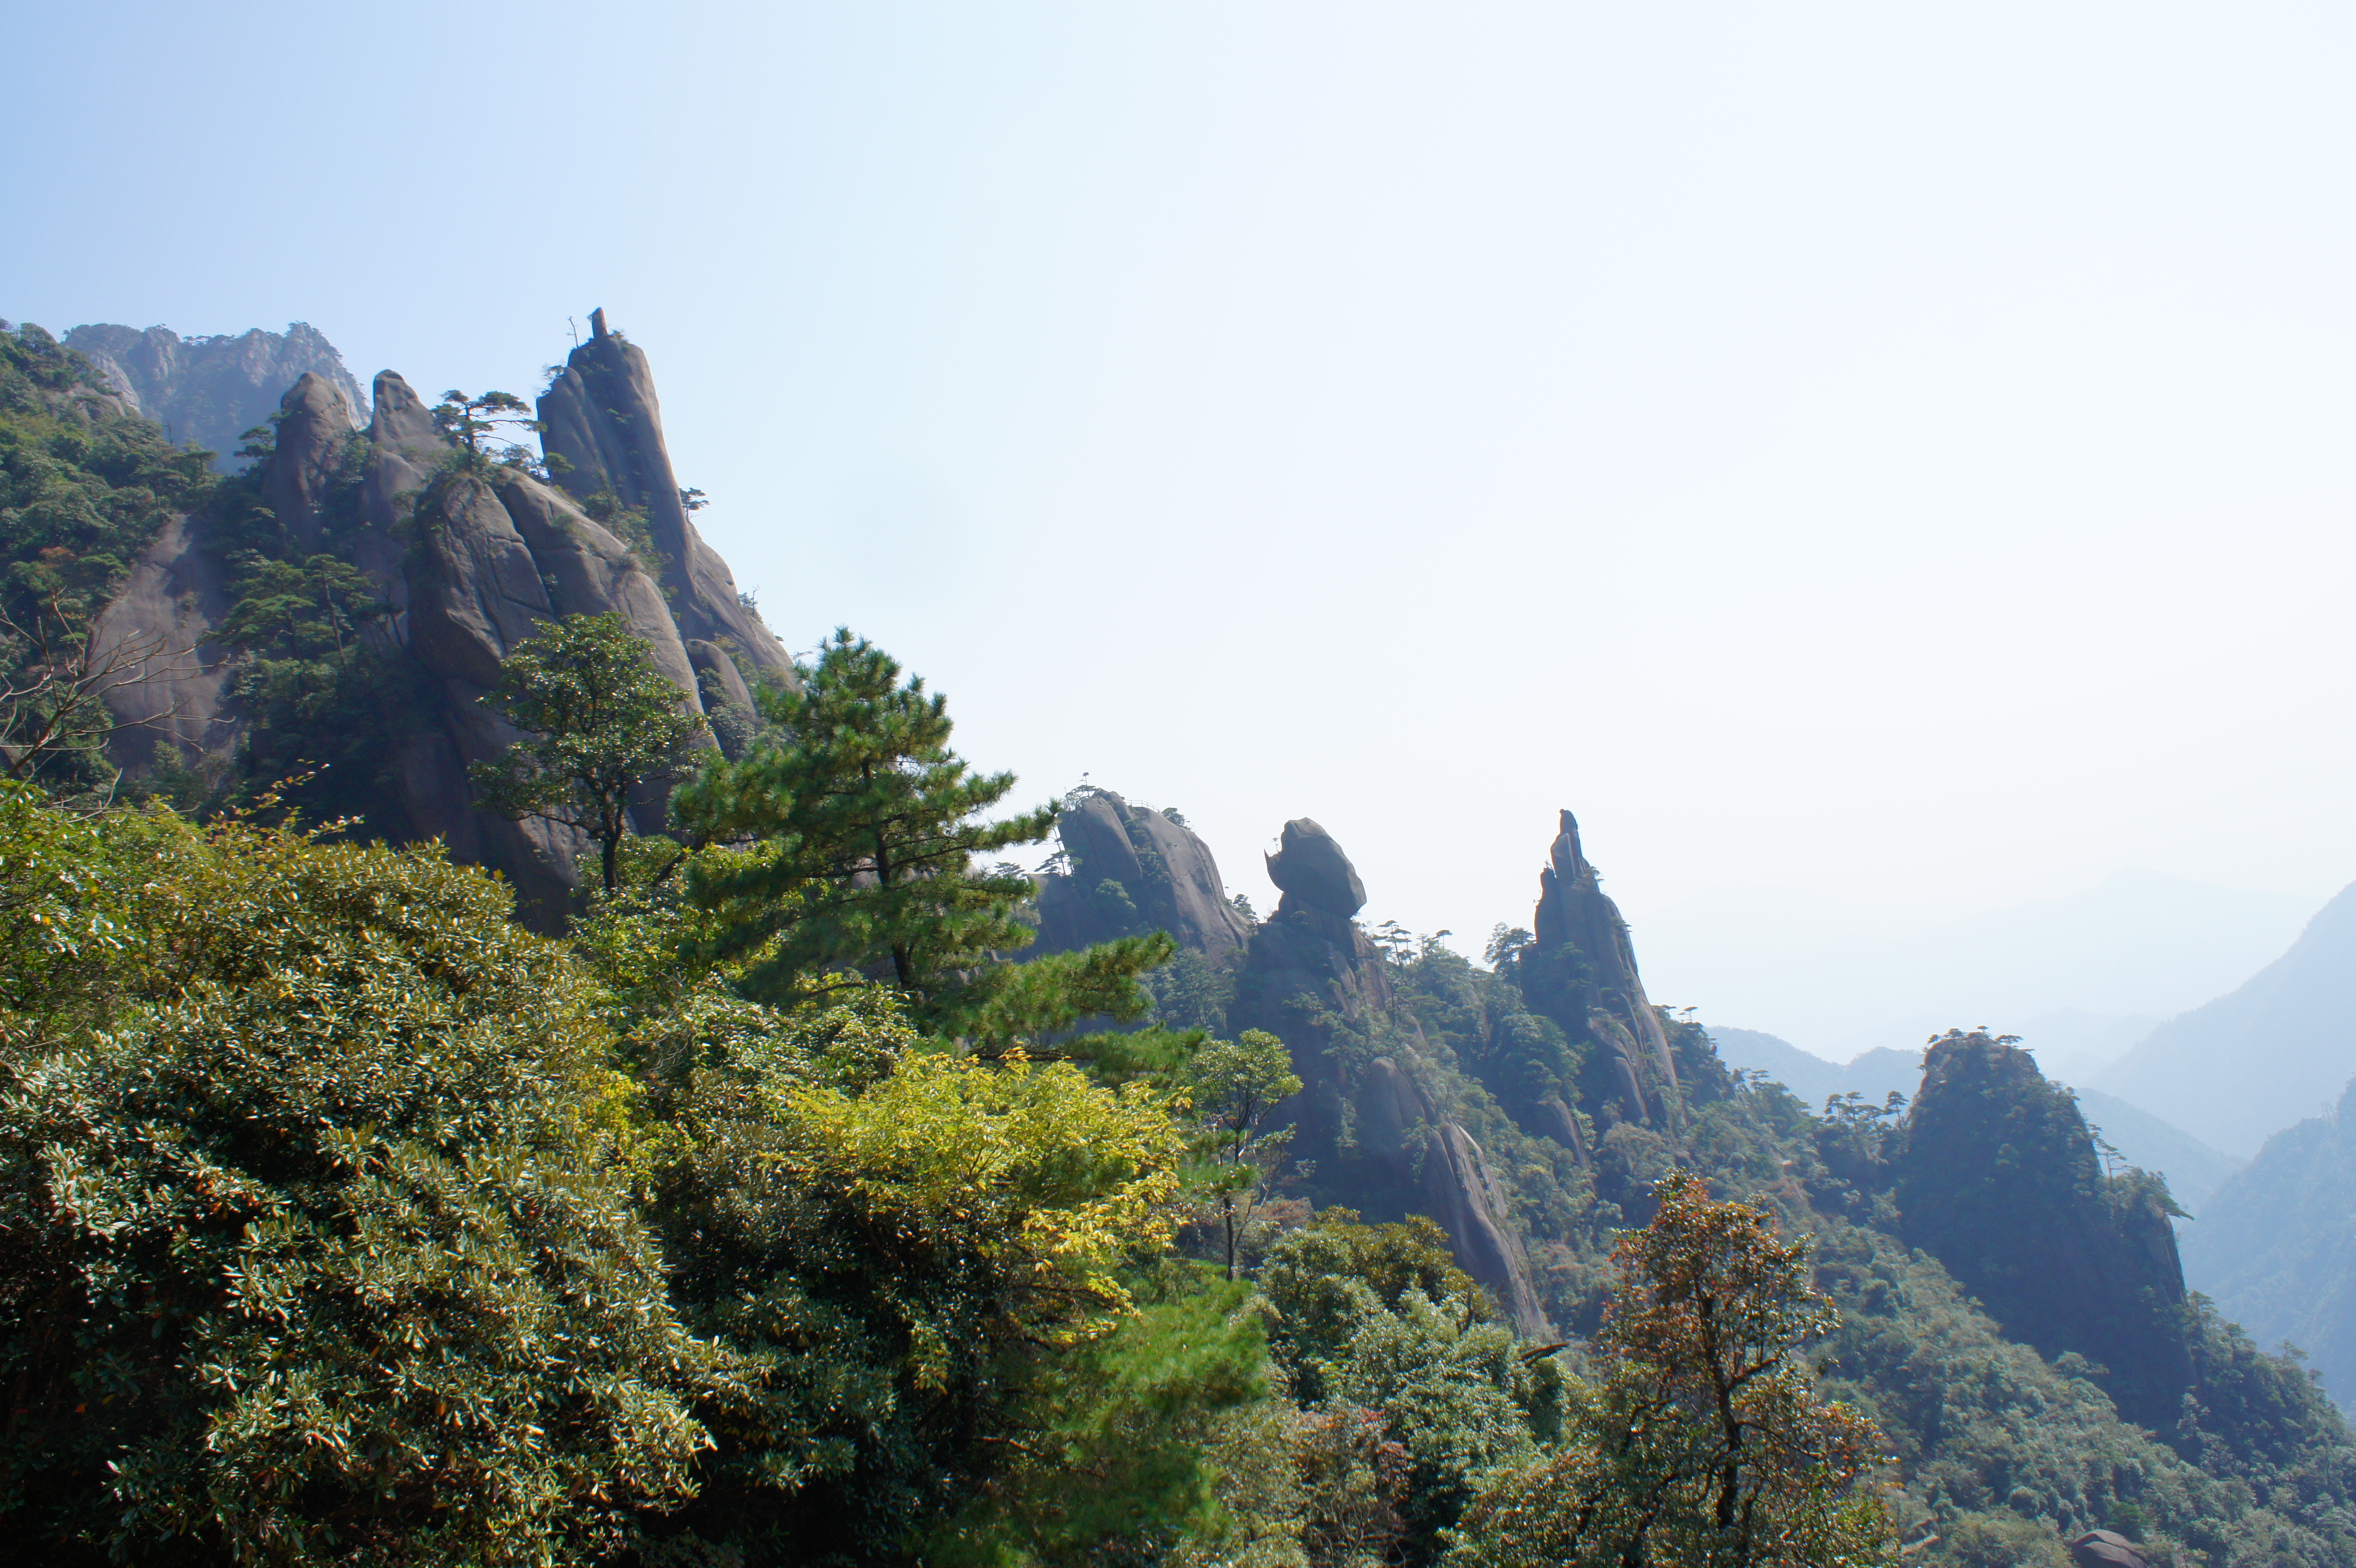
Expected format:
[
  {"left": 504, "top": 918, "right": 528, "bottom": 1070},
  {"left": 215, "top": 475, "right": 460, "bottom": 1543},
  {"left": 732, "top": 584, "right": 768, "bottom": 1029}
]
[{"left": 675, "top": 628, "right": 1103, "bottom": 1026}]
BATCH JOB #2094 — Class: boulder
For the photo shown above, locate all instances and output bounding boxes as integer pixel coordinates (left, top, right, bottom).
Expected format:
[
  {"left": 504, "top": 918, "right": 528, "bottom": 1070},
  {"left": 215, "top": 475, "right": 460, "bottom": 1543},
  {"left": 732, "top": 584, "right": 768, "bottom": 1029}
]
[
  {"left": 1030, "top": 789, "right": 1253, "bottom": 966},
  {"left": 1265, "top": 818, "right": 1367, "bottom": 918},
  {"left": 2069, "top": 1532, "right": 2151, "bottom": 1568},
  {"left": 685, "top": 637, "right": 754, "bottom": 712}
]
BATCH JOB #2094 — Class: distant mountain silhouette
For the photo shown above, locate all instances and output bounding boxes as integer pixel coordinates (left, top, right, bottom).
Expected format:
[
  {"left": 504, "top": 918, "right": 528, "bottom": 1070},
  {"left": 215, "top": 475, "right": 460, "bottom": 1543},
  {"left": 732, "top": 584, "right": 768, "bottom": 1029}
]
[
  {"left": 2098, "top": 881, "right": 2356, "bottom": 1157},
  {"left": 1650, "top": 871, "right": 2317, "bottom": 1062}
]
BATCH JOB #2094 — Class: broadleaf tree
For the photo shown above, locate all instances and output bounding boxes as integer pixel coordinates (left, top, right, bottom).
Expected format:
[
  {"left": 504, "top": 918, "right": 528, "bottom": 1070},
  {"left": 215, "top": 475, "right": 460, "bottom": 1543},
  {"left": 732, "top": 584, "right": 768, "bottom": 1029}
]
[
  {"left": 469, "top": 612, "right": 707, "bottom": 895},
  {"left": 1184, "top": 1028, "right": 1302, "bottom": 1279},
  {"left": 1452, "top": 1170, "right": 1894, "bottom": 1568}
]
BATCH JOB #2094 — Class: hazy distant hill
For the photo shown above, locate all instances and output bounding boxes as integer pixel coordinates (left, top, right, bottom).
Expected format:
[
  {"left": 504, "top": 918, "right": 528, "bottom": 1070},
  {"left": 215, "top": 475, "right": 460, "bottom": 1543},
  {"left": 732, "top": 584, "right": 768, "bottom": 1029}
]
[
  {"left": 1710, "top": 1026, "right": 2241, "bottom": 1212},
  {"left": 1650, "top": 870, "right": 2318, "bottom": 1063},
  {"left": 2178, "top": 1080, "right": 2356, "bottom": 1410},
  {"left": 2098, "top": 880, "right": 2356, "bottom": 1157},
  {"left": 2072, "top": 1086, "right": 2243, "bottom": 1214}
]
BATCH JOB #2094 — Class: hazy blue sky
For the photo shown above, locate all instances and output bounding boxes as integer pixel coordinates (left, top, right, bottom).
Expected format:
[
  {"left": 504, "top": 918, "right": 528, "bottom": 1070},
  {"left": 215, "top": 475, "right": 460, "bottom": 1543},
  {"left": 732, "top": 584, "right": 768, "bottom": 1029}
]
[{"left": 11, "top": 3, "right": 2356, "bottom": 1036}]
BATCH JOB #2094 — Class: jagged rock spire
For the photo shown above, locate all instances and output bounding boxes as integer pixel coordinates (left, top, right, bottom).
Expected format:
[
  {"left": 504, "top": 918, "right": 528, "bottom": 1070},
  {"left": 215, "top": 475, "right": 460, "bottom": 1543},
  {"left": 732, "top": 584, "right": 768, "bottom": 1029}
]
[{"left": 536, "top": 312, "right": 792, "bottom": 680}]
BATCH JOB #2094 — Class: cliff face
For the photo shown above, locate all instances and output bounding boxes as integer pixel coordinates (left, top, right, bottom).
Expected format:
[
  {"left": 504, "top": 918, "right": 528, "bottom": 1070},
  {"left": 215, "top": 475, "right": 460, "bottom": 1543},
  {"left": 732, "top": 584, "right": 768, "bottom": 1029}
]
[
  {"left": 1894, "top": 1030, "right": 2193, "bottom": 1428},
  {"left": 1518, "top": 810, "right": 1681, "bottom": 1130},
  {"left": 61, "top": 322, "right": 365, "bottom": 473},
  {"left": 91, "top": 316, "right": 780, "bottom": 928},
  {"left": 537, "top": 310, "right": 791, "bottom": 681},
  {"left": 1032, "top": 789, "right": 1252, "bottom": 965},
  {"left": 1231, "top": 818, "right": 1548, "bottom": 1336}
]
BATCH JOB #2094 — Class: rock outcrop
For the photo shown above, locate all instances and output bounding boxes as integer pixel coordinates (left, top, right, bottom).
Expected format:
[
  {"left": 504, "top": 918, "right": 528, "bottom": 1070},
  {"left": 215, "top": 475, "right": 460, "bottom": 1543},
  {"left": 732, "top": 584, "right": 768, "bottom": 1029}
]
[
  {"left": 83, "top": 320, "right": 783, "bottom": 931},
  {"left": 1893, "top": 1030, "right": 2193, "bottom": 1428},
  {"left": 538, "top": 309, "right": 791, "bottom": 681},
  {"left": 61, "top": 322, "right": 365, "bottom": 472},
  {"left": 1032, "top": 789, "right": 1253, "bottom": 965},
  {"left": 2069, "top": 1531, "right": 2153, "bottom": 1568},
  {"left": 1518, "top": 810, "right": 1681, "bottom": 1129},
  {"left": 1231, "top": 817, "right": 1547, "bottom": 1335}
]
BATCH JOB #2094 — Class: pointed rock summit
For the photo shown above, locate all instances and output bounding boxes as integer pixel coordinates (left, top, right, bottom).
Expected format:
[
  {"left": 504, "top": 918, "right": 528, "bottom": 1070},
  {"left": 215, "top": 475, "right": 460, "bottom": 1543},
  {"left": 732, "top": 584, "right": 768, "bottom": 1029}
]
[
  {"left": 86, "top": 318, "right": 787, "bottom": 932},
  {"left": 1522, "top": 809, "right": 1681, "bottom": 1128},
  {"left": 1231, "top": 815, "right": 1547, "bottom": 1336},
  {"left": 538, "top": 309, "right": 790, "bottom": 680}
]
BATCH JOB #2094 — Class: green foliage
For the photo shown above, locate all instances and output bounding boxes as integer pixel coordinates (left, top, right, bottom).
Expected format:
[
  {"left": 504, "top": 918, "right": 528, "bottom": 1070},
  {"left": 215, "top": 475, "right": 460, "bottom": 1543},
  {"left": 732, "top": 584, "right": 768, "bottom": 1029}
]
[
  {"left": 676, "top": 628, "right": 1162, "bottom": 1037},
  {"left": 0, "top": 325, "right": 219, "bottom": 788},
  {"left": 630, "top": 991, "right": 1192, "bottom": 1563},
  {"left": 0, "top": 802, "right": 728, "bottom": 1564},
  {"left": 431, "top": 388, "right": 536, "bottom": 471},
  {"left": 470, "top": 611, "right": 709, "bottom": 894},
  {"left": 926, "top": 1266, "right": 1275, "bottom": 1567},
  {"left": 1451, "top": 1172, "right": 1892, "bottom": 1568},
  {"left": 1185, "top": 1028, "right": 1302, "bottom": 1279}
]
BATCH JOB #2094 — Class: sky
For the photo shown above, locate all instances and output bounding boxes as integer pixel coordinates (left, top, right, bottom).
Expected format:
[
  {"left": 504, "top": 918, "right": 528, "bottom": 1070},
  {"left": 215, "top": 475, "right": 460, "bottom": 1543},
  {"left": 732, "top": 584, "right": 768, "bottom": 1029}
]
[{"left": 11, "top": 3, "right": 2356, "bottom": 1042}]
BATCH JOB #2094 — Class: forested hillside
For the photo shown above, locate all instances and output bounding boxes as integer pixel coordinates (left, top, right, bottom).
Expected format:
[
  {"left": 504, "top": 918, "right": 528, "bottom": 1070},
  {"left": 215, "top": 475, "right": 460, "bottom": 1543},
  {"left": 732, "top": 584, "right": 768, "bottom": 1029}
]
[
  {"left": 4, "top": 316, "right": 2353, "bottom": 1566},
  {"left": 2180, "top": 1082, "right": 2356, "bottom": 1420}
]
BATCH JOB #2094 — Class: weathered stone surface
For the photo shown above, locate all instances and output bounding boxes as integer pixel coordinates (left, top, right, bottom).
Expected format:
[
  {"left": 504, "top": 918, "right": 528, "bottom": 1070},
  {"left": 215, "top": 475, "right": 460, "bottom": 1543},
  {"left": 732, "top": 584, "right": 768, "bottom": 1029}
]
[
  {"left": 263, "top": 373, "right": 358, "bottom": 554},
  {"left": 1536, "top": 1095, "right": 1593, "bottom": 1170},
  {"left": 1422, "top": 1122, "right": 1548, "bottom": 1336},
  {"left": 1265, "top": 818, "right": 1366, "bottom": 918},
  {"left": 427, "top": 674, "right": 586, "bottom": 929},
  {"left": 361, "top": 370, "right": 446, "bottom": 534},
  {"left": 685, "top": 638, "right": 754, "bottom": 712},
  {"left": 1031, "top": 789, "right": 1253, "bottom": 966},
  {"left": 2069, "top": 1531, "right": 2151, "bottom": 1568},
  {"left": 488, "top": 470, "right": 701, "bottom": 704},
  {"left": 537, "top": 312, "right": 792, "bottom": 679},
  {"left": 404, "top": 476, "right": 553, "bottom": 690},
  {"left": 61, "top": 322, "right": 364, "bottom": 472},
  {"left": 93, "top": 512, "right": 237, "bottom": 763}
]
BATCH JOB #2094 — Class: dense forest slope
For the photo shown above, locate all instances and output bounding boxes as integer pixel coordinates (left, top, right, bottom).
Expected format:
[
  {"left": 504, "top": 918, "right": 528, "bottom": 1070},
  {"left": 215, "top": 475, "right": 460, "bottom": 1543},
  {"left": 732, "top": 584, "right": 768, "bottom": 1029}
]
[
  {"left": 2100, "top": 880, "right": 2356, "bottom": 1156},
  {"left": 10, "top": 312, "right": 2356, "bottom": 1565},
  {"left": 2180, "top": 1081, "right": 2356, "bottom": 1416}
]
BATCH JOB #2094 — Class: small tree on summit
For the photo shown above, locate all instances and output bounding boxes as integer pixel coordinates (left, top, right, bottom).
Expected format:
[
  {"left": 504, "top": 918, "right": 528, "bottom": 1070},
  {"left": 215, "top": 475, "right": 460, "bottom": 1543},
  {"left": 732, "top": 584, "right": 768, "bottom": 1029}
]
[
  {"left": 431, "top": 389, "right": 536, "bottom": 471},
  {"left": 470, "top": 613, "right": 706, "bottom": 895}
]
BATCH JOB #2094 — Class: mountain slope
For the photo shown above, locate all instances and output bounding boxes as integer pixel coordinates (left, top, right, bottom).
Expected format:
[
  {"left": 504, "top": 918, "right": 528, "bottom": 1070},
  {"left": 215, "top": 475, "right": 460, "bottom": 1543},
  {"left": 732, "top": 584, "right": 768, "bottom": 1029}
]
[
  {"left": 2178, "top": 1080, "right": 2356, "bottom": 1411},
  {"left": 60, "top": 322, "right": 364, "bottom": 472},
  {"left": 1650, "top": 870, "right": 2318, "bottom": 1063},
  {"left": 2098, "top": 880, "right": 2356, "bottom": 1156},
  {"left": 1711, "top": 1027, "right": 2241, "bottom": 1213}
]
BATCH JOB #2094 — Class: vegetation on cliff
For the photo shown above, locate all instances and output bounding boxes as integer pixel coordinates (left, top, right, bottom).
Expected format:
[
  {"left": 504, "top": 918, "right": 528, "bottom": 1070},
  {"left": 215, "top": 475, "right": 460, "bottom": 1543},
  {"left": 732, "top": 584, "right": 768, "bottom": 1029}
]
[{"left": 8, "top": 318, "right": 2355, "bottom": 1567}]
